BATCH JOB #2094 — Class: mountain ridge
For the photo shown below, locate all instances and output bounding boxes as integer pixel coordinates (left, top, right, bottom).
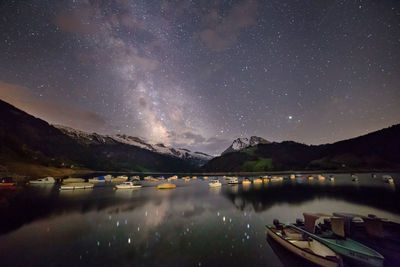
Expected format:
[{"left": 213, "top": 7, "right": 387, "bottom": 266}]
[{"left": 203, "top": 124, "right": 400, "bottom": 172}]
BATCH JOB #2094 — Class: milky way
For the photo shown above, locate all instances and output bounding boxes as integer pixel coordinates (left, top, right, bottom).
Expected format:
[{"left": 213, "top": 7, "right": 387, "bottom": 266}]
[{"left": 1, "top": 0, "right": 399, "bottom": 155}]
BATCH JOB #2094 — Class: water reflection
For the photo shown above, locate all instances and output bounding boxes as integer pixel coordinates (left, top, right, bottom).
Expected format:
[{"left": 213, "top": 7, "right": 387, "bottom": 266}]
[{"left": 0, "top": 173, "right": 399, "bottom": 266}]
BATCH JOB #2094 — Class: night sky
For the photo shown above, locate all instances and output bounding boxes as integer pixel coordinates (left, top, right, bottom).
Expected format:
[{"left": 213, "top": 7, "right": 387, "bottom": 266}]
[{"left": 1, "top": 0, "right": 399, "bottom": 155}]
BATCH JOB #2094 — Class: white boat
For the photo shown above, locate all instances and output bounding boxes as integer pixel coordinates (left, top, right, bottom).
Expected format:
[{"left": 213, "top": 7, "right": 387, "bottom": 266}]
[
  {"left": 382, "top": 175, "right": 394, "bottom": 184},
  {"left": 228, "top": 177, "right": 240, "bottom": 184},
  {"left": 88, "top": 176, "right": 106, "bottom": 183},
  {"left": 29, "top": 177, "right": 56, "bottom": 184},
  {"left": 168, "top": 175, "right": 178, "bottom": 181},
  {"left": 130, "top": 176, "right": 140, "bottom": 181},
  {"left": 60, "top": 182, "right": 94, "bottom": 190},
  {"left": 116, "top": 181, "right": 142, "bottom": 189},
  {"left": 63, "top": 178, "right": 85, "bottom": 184},
  {"left": 209, "top": 179, "right": 222, "bottom": 188},
  {"left": 104, "top": 175, "right": 112, "bottom": 182},
  {"left": 111, "top": 175, "right": 128, "bottom": 183}
]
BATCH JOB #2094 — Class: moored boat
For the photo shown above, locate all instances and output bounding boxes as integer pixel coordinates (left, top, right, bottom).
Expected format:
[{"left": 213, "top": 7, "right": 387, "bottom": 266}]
[
  {"left": 228, "top": 177, "right": 240, "bottom": 184},
  {"left": 29, "top": 177, "right": 56, "bottom": 184},
  {"left": 116, "top": 181, "right": 142, "bottom": 189},
  {"left": 266, "top": 221, "right": 342, "bottom": 267},
  {"left": 104, "top": 174, "right": 112, "bottom": 182},
  {"left": 242, "top": 178, "right": 251, "bottom": 185},
  {"left": 88, "top": 176, "right": 106, "bottom": 183},
  {"left": 293, "top": 213, "right": 384, "bottom": 267},
  {"left": 111, "top": 175, "right": 128, "bottom": 183},
  {"left": 63, "top": 177, "right": 85, "bottom": 184},
  {"left": 157, "top": 183, "right": 176, "bottom": 189},
  {"left": 317, "top": 175, "right": 325, "bottom": 181},
  {"left": 130, "top": 176, "right": 140, "bottom": 181},
  {"left": 270, "top": 176, "right": 284, "bottom": 182},
  {"left": 0, "top": 178, "right": 16, "bottom": 187},
  {"left": 253, "top": 178, "right": 263, "bottom": 184},
  {"left": 329, "top": 175, "right": 335, "bottom": 182},
  {"left": 290, "top": 174, "right": 295, "bottom": 179},
  {"left": 209, "top": 179, "right": 222, "bottom": 188},
  {"left": 382, "top": 175, "right": 394, "bottom": 184}
]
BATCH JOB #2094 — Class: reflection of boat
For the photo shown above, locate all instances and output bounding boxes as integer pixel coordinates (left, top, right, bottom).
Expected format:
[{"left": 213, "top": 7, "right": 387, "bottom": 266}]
[
  {"left": 266, "top": 221, "right": 342, "bottom": 267},
  {"left": 294, "top": 213, "right": 384, "bottom": 267},
  {"left": 29, "top": 177, "right": 56, "bottom": 184},
  {"left": 157, "top": 183, "right": 176, "bottom": 189},
  {"left": 60, "top": 183, "right": 94, "bottom": 190},
  {"left": 63, "top": 178, "right": 84, "bottom": 184},
  {"left": 382, "top": 175, "right": 394, "bottom": 184},
  {"left": 242, "top": 178, "right": 251, "bottom": 185},
  {"left": 209, "top": 179, "right": 222, "bottom": 188},
  {"left": 116, "top": 181, "right": 142, "bottom": 189},
  {"left": 88, "top": 176, "right": 106, "bottom": 183}
]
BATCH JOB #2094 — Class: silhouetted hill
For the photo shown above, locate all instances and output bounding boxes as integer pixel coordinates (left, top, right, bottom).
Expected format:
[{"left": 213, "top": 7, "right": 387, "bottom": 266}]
[
  {"left": 0, "top": 100, "right": 193, "bottom": 173},
  {"left": 203, "top": 125, "right": 400, "bottom": 172}
]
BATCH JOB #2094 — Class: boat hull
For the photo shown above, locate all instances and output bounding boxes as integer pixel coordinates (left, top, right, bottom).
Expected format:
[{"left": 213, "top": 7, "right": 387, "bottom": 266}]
[
  {"left": 292, "top": 225, "right": 384, "bottom": 267},
  {"left": 266, "top": 226, "right": 341, "bottom": 267}
]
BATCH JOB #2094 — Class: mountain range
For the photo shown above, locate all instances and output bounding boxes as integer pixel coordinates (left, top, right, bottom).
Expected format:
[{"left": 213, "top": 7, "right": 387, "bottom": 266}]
[
  {"left": 203, "top": 125, "right": 400, "bottom": 172},
  {"left": 1, "top": 98, "right": 399, "bottom": 176},
  {"left": 0, "top": 99, "right": 211, "bottom": 175}
]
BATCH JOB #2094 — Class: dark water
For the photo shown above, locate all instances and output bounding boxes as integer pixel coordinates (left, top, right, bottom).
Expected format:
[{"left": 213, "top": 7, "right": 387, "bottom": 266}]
[{"left": 1, "top": 172, "right": 399, "bottom": 266}]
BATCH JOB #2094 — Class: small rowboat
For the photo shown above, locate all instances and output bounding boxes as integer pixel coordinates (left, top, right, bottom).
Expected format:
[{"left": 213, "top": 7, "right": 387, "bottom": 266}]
[
  {"left": 0, "top": 182, "right": 16, "bottom": 188},
  {"left": 157, "top": 183, "right": 176, "bottom": 189},
  {"left": 266, "top": 222, "right": 342, "bottom": 267},
  {"left": 253, "top": 178, "right": 263, "bottom": 184},
  {"left": 242, "top": 178, "right": 251, "bottom": 185},
  {"left": 116, "top": 181, "right": 142, "bottom": 189}
]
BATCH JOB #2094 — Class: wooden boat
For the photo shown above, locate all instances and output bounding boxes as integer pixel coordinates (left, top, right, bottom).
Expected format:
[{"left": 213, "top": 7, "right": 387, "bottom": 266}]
[
  {"left": 290, "top": 174, "right": 295, "bottom": 179},
  {"left": 192, "top": 176, "right": 197, "bottom": 180},
  {"left": 209, "top": 179, "right": 222, "bottom": 188},
  {"left": 317, "top": 175, "right": 326, "bottom": 181},
  {"left": 203, "top": 176, "right": 208, "bottom": 180},
  {"left": 333, "top": 212, "right": 400, "bottom": 266},
  {"left": 157, "top": 183, "right": 176, "bottom": 189},
  {"left": 115, "top": 181, "right": 142, "bottom": 189},
  {"left": 253, "top": 178, "right": 263, "bottom": 184},
  {"left": 266, "top": 221, "right": 342, "bottom": 267},
  {"left": 63, "top": 178, "right": 84, "bottom": 184},
  {"left": 167, "top": 175, "right": 178, "bottom": 181},
  {"left": 308, "top": 176, "right": 314, "bottom": 180},
  {"left": 182, "top": 176, "right": 191, "bottom": 182},
  {"left": 29, "top": 177, "right": 56, "bottom": 184},
  {"left": 294, "top": 213, "right": 384, "bottom": 267},
  {"left": 329, "top": 175, "right": 335, "bottom": 182},
  {"left": 60, "top": 183, "right": 94, "bottom": 190}
]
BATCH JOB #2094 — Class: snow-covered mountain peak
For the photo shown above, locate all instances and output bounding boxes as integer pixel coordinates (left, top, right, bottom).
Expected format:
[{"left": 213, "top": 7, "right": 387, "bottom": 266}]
[{"left": 222, "top": 136, "right": 270, "bottom": 155}]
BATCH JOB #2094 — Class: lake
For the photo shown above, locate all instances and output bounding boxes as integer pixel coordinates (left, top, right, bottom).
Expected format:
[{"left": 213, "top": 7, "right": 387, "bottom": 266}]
[{"left": 1, "top": 172, "right": 399, "bottom": 266}]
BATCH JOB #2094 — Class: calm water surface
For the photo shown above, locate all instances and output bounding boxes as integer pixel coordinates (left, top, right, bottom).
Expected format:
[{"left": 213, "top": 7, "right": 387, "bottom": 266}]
[{"left": 1, "top": 173, "right": 400, "bottom": 266}]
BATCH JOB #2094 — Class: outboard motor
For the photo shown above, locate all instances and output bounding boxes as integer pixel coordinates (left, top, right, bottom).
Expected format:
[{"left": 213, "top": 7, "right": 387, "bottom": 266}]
[
  {"left": 295, "top": 218, "right": 304, "bottom": 226},
  {"left": 273, "top": 219, "right": 280, "bottom": 226}
]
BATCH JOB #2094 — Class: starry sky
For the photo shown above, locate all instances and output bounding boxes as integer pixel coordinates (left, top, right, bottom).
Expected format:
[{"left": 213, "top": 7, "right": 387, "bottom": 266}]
[{"left": 0, "top": 0, "right": 399, "bottom": 155}]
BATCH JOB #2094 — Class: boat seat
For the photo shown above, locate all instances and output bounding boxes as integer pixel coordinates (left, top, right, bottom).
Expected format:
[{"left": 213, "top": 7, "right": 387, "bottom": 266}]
[{"left": 284, "top": 231, "right": 303, "bottom": 240}]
